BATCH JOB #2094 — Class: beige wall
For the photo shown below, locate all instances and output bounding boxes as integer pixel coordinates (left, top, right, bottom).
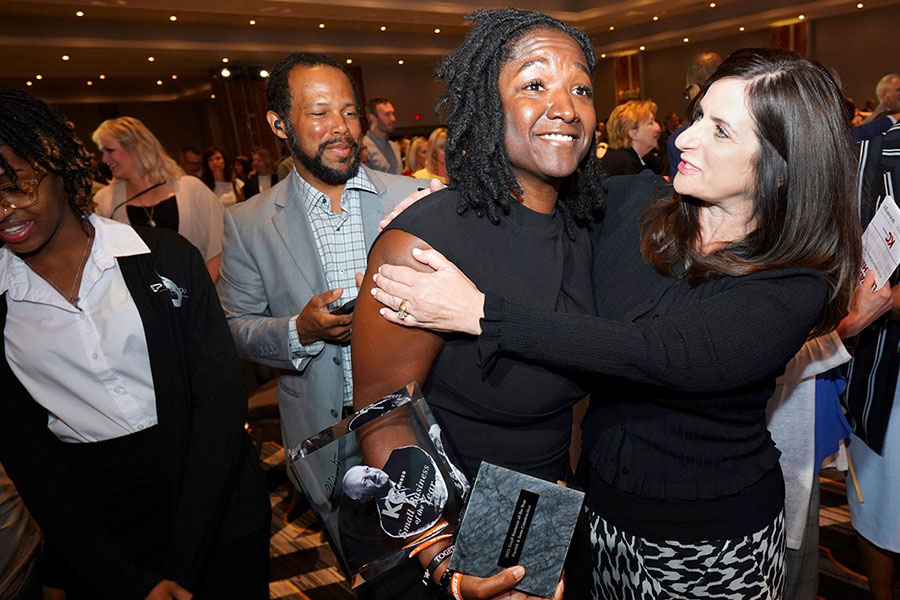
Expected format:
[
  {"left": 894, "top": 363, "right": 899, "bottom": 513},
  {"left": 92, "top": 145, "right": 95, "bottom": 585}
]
[
  {"left": 599, "top": 2, "right": 897, "bottom": 123},
  {"left": 639, "top": 29, "right": 770, "bottom": 122},
  {"left": 360, "top": 63, "right": 446, "bottom": 129},
  {"left": 54, "top": 3, "right": 899, "bottom": 156},
  {"left": 812, "top": 3, "right": 898, "bottom": 108},
  {"left": 56, "top": 101, "right": 216, "bottom": 164}
]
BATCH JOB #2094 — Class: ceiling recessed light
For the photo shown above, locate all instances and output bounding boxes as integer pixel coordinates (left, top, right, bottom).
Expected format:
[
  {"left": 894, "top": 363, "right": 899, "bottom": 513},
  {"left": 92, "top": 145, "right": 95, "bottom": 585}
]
[
  {"left": 249, "top": 19, "right": 256, "bottom": 25},
  {"left": 62, "top": 55, "right": 70, "bottom": 61},
  {"left": 398, "top": 59, "right": 404, "bottom": 65},
  {"left": 221, "top": 68, "right": 231, "bottom": 77},
  {"left": 709, "top": 2, "right": 716, "bottom": 7},
  {"left": 609, "top": 26, "right": 615, "bottom": 31},
  {"left": 156, "top": 80, "right": 163, "bottom": 85},
  {"left": 87, "top": 80, "right": 93, "bottom": 86},
  {"left": 857, "top": 2, "right": 864, "bottom": 6},
  {"left": 318, "top": 23, "right": 325, "bottom": 29},
  {"left": 798, "top": 14, "right": 805, "bottom": 19},
  {"left": 346, "top": 58, "right": 353, "bottom": 64},
  {"left": 169, "top": 15, "right": 177, "bottom": 21},
  {"left": 652, "top": 16, "right": 659, "bottom": 21},
  {"left": 639, "top": 45, "right": 646, "bottom": 51},
  {"left": 380, "top": 26, "right": 386, "bottom": 31},
  {"left": 35, "top": 74, "right": 43, "bottom": 80},
  {"left": 171, "top": 74, "right": 178, "bottom": 79},
  {"left": 210, "top": 94, "right": 216, "bottom": 99},
  {"left": 147, "top": 56, "right": 155, "bottom": 62},
  {"left": 222, "top": 57, "right": 229, "bottom": 63},
  {"left": 434, "top": 28, "right": 441, "bottom": 33},
  {"left": 739, "top": 26, "right": 746, "bottom": 31},
  {"left": 683, "top": 37, "right": 690, "bottom": 42},
  {"left": 259, "top": 69, "right": 269, "bottom": 77},
  {"left": 600, "top": 53, "right": 607, "bottom": 58},
  {"left": 26, "top": 81, "right": 33, "bottom": 86},
  {"left": 75, "top": 10, "right": 84, "bottom": 17}
]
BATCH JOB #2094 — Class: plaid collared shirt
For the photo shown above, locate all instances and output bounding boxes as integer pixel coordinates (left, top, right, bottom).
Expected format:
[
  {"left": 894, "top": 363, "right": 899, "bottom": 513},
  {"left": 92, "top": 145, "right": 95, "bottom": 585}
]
[{"left": 295, "top": 167, "right": 374, "bottom": 407}]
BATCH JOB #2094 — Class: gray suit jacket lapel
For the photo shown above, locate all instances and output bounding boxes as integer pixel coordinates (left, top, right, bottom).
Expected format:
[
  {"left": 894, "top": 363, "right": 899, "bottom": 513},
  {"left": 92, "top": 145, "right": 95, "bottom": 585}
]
[
  {"left": 271, "top": 174, "right": 327, "bottom": 294},
  {"left": 359, "top": 166, "right": 392, "bottom": 249}
]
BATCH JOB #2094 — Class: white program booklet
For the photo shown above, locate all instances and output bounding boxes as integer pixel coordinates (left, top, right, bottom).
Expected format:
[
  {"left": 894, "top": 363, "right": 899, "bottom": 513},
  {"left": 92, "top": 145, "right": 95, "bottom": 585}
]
[{"left": 861, "top": 195, "right": 900, "bottom": 290}]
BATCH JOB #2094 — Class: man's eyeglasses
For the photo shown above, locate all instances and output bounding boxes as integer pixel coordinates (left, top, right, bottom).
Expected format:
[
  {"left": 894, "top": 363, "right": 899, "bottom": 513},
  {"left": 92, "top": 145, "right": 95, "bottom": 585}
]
[{"left": 0, "top": 169, "right": 46, "bottom": 209}]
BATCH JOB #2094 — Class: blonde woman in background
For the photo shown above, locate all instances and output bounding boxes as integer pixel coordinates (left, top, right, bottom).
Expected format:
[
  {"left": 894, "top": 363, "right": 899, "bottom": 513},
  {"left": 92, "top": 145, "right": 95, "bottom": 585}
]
[
  {"left": 600, "top": 99, "right": 663, "bottom": 176},
  {"left": 402, "top": 136, "right": 428, "bottom": 176},
  {"left": 413, "top": 127, "right": 448, "bottom": 184},
  {"left": 92, "top": 117, "right": 225, "bottom": 282}
]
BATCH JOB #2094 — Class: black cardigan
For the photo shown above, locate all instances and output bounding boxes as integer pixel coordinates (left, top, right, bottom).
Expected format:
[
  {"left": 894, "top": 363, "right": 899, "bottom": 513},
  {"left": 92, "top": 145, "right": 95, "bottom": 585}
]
[
  {"left": 0, "top": 227, "right": 269, "bottom": 598},
  {"left": 477, "top": 172, "right": 828, "bottom": 540}
]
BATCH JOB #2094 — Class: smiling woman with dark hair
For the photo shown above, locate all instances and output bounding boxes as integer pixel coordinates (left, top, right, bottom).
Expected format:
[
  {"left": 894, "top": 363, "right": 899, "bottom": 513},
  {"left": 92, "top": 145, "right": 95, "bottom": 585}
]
[
  {"left": 0, "top": 89, "right": 269, "bottom": 600},
  {"left": 351, "top": 8, "right": 603, "bottom": 600}
]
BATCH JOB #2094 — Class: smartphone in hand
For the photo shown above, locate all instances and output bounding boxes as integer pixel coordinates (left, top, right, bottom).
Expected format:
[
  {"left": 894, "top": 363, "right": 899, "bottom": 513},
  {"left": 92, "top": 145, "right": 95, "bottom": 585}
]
[{"left": 330, "top": 299, "right": 356, "bottom": 315}]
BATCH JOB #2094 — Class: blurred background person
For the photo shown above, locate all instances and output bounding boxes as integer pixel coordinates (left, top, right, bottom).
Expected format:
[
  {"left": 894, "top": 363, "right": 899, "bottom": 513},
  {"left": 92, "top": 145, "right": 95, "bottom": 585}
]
[
  {"left": 178, "top": 145, "right": 203, "bottom": 178},
  {"left": 92, "top": 117, "right": 224, "bottom": 282},
  {"left": 600, "top": 99, "right": 663, "bottom": 176},
  {"left": 232, "top": 155, "right": 252, "bottom": 185},
  {"left": 402, "top": 136, "right": 427, "bottom": 176},
  {"left": 201, "top": 147, "right": 244, "bottom": 207},
  {"left": 243, "top": 148, "right": 278, "bottom": 201},
  {"left": 412, "top": 127, "right": 448, "bottom": 184}
]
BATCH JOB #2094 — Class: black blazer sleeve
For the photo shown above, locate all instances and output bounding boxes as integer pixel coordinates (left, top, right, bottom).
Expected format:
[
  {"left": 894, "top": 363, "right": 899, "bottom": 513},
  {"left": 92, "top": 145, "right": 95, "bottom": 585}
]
[
  {"left": 477, "top": 268, "right": 826, "bottom": 393},
  {"left": 139, "top": 235, "right": 266, "bottom": 587}
]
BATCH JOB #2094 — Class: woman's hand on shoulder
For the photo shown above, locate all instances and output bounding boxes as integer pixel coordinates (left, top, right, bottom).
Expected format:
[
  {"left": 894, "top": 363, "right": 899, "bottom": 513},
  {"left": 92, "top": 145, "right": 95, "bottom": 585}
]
[
  {"left": 378, "top": 178, "right": 446, "bottom": 231},
  {"left": 371, "top": 246, "right": 485, "bottom": 335}
]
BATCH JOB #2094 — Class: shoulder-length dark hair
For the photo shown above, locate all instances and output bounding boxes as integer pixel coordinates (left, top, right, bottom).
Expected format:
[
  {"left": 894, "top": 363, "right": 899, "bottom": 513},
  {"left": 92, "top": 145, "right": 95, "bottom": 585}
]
[
  {"left": 200, "top": 146, "right": 232, "bottom": 190},
  {"left": 640, "top": 48, "right": 861, "bottom": 337}
]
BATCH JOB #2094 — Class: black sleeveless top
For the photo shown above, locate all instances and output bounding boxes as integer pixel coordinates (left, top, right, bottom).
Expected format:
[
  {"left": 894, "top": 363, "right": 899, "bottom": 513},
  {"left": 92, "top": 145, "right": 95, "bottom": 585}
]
[{"left": 381, "top": 189, "right": 594, "bottom": 482}]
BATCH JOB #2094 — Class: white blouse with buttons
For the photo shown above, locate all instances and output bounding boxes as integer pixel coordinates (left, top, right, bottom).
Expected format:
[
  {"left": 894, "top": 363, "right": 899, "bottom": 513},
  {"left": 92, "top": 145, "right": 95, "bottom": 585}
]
[{"left": 0, "top": 215, "right": 158, "bottom": 443}]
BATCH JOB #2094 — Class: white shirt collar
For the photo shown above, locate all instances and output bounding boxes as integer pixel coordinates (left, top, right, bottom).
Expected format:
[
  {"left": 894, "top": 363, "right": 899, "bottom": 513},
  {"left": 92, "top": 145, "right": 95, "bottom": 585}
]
[{"left": 0, "top": 214, "right": 149, "bottom": 298}]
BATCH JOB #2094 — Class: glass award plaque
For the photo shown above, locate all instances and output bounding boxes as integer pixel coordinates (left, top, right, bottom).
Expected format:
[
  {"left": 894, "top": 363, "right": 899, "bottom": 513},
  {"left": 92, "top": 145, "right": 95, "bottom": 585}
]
[{"left": 288, "top": 383, "right": 469, "bottom": 587}]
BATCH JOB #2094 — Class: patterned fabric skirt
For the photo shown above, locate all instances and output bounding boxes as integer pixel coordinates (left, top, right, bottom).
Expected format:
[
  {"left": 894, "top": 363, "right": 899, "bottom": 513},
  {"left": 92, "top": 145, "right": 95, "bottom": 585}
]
[{"left": 585, "top": 507, "right": 786, "bottom": 600}]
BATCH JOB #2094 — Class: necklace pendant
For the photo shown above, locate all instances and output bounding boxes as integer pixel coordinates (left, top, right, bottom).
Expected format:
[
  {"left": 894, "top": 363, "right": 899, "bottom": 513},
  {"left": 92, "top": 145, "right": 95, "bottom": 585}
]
[{"left": 148, "top": 219, "right": 156, "bottom": 227}]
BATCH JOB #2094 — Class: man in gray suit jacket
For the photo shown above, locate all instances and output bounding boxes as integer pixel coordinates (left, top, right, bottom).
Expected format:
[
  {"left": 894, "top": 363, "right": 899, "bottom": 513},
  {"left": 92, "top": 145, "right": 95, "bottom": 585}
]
[{"left": 217, "top": 53, "right": 421, "bottom": 504}]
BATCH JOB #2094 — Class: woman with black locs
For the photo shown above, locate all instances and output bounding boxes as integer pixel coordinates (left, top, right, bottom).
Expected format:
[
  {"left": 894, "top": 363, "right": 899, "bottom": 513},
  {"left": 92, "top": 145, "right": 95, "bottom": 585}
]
[{"left": 0, "top": 89, "right": 270, "bottom": 600}]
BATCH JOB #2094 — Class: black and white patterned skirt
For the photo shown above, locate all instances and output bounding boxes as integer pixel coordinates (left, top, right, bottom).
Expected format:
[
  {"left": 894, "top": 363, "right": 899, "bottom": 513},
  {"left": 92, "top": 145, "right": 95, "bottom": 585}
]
[{"left": 585, "top": 507, "right": 785, "bottom": 600}]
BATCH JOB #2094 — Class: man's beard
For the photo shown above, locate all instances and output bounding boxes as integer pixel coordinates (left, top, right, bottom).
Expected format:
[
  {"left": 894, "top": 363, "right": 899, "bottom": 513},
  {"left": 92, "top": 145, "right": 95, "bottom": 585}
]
[{"left": 285, "top": 122, "right": 361, "bottom": 185}]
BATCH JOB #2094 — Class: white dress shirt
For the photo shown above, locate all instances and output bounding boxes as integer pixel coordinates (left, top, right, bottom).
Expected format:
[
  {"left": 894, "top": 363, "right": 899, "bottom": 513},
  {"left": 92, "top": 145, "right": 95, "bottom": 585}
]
[{"left": 0, "top": 215, "right": 158, "bottom": 443}]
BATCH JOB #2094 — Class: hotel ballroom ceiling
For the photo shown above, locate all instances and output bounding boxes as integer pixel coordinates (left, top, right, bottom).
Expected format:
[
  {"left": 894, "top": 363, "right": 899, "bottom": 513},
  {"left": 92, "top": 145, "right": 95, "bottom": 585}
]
[{"left": 1, "top": 0, "right": 898, "bottom": 103}]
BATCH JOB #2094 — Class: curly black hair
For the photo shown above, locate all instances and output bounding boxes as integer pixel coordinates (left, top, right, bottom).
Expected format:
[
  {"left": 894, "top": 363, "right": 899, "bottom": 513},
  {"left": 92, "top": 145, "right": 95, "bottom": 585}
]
[
  {"left": 435, "top": 8, "right": 606, "bottom": 238},
  {"left": 0, "top": 89, "right": 94, "bottom": 219}
]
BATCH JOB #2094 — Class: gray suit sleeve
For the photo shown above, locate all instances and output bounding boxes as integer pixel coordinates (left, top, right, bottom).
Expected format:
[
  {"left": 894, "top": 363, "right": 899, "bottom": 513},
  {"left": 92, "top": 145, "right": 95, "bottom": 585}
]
[{"left": 217, "top": 209, "right": 308, "bottom": 371}]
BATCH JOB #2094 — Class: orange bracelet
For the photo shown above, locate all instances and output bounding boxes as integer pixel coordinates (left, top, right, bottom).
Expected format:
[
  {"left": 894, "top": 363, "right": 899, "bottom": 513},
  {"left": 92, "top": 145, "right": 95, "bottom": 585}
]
[
  {"left": 408, "top": 533, "right": 453, "bottom": 559},
  {"left": 450, "top": 571, "right": 464, "bottom": 600}
]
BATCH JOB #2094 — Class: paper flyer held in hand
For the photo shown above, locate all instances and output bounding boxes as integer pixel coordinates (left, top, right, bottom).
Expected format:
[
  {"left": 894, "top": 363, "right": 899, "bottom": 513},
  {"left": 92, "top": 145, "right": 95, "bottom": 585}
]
[
  {"left": 449, "top": 462, "right": 584, "bottom": 599},
  {"left": 287, "top": 383, "right": 469, "bottom": 587},
  {"left": 861, "top": 195, "right": 900, "bottom": 289}
]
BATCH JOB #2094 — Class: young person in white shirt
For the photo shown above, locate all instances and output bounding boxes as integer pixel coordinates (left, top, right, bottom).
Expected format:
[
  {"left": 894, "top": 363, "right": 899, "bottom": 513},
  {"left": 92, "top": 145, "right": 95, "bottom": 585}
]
[{"left": 0, "top": 89, "right": 269, "bottom": 600}]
